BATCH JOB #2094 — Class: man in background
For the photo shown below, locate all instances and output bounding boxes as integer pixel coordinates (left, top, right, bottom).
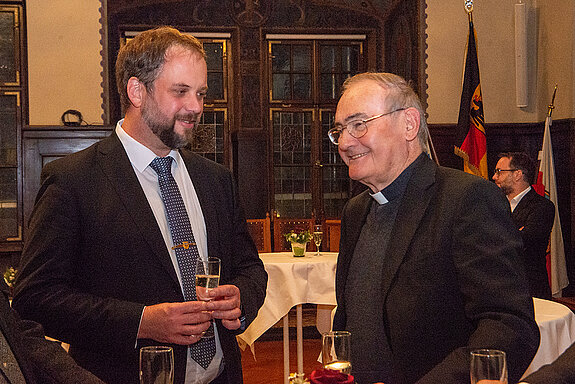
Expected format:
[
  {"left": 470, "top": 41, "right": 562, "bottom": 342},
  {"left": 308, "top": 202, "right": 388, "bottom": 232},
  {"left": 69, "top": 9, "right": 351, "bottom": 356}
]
[
  {"left": 493, "top": 151, "right": 555, "bottom": 299},
  {"left": 13, "top": 26, "right": 267, "bottom": 384},
  {"left": 329, "top": 72, "right": 539, "bottom": 384}
]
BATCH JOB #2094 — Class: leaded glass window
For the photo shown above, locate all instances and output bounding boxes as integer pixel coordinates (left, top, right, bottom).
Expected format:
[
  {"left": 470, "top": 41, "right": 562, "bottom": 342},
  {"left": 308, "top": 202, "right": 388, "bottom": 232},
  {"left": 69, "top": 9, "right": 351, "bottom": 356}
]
[
  {"left": 268, "top": 35, "right": 365, "bottom": 219},
  {"left": 190, "top": 109, "right": 226, "bottom": 164}
]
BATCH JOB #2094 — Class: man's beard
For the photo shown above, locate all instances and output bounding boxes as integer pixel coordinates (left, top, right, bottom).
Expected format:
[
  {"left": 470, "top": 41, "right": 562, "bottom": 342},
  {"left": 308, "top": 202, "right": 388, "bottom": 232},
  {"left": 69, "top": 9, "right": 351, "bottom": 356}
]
[
  {"left": 499, "top": 182, "right": 513, "bottom": 196},
  {"left": 141, "top": 96, "right": 199, "bottom": 149}
]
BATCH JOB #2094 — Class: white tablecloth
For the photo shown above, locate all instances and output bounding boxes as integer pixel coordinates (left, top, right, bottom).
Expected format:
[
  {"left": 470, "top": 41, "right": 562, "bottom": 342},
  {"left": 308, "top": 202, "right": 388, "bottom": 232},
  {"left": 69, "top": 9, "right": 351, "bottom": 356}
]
[
  {"left": 521, "top": 298, "right": 575, "bottom": 378},
  {"left": 237, "top": 252, "right": 337, "bottom": 347}
]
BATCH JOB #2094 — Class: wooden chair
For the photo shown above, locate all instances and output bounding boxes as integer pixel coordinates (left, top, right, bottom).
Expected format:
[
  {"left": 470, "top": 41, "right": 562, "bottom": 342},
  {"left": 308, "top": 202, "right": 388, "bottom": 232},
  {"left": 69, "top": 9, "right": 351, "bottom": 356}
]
[
  {"left": 325, "top": 219, "right": 341, "bottom": 252},
  {"left": 272, "top": 217, "right": 314, "bottom": 252},
  {"left": 246, "top": 213, "right": 272, "bottom": 253}
]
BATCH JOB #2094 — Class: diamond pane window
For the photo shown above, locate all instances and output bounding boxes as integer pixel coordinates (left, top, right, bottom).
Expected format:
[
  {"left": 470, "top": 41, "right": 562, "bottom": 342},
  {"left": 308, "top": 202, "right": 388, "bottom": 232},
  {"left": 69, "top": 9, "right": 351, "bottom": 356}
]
[
  {"left": 272, "top": 110, "right": 313, "bottom": 217},
  {"left": 321, "top": 110, "right": 349, "bottom": 218},
  {"left": 190, "top": 110, "right": 226, "bottom": 164}
]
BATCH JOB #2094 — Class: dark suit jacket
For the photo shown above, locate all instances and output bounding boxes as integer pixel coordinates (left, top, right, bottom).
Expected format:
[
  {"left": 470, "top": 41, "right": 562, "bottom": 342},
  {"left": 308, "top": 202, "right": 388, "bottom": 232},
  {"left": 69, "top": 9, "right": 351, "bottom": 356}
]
[
  {"left": 13, "top": 133, "right": 267, "bottom": 384},
  {"left": 512, "top": 188, "right": 555, "bottom": 299},
  {"left": 0, "top": 279, "right": 105, "bottom": 384},
  {"left": 521, "top": 341, "right": 575, "bottom": 384},
  {"left": 333, "top": 155, "right": 539, "bottom": 384}
]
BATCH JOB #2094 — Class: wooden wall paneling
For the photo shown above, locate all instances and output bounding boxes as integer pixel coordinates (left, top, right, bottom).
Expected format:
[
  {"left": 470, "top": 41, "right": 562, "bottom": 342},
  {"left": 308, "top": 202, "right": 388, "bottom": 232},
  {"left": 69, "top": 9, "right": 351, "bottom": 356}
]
[{"left": 22, "top": 127, "right": 112, "bottom": 237}]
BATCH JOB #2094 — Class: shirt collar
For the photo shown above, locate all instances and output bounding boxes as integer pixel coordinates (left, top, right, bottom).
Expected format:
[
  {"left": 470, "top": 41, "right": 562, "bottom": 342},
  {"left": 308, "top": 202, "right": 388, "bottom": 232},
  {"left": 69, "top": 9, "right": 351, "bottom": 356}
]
[
  {"left": 115, "top": 119, "right": 181, "bottom": 172},
  {"left": 510, "top": 185, "right": 531, "bottom": 212},
  {"left": 370, "top": 152, "right": 425, "bottom": 205}
]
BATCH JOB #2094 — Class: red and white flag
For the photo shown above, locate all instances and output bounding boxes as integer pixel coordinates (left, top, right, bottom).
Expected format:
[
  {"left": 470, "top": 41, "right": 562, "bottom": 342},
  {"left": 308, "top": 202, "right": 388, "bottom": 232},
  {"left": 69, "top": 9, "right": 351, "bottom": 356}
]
[{"left": 534, "top": 114, "right": 569, "bottom": 296}]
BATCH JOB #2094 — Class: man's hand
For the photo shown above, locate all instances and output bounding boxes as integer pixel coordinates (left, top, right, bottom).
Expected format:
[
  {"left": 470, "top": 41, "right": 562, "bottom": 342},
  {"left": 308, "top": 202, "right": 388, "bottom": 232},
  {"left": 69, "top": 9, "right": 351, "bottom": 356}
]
[
  {"left": 206, "top": 284, "right": 242, "bottom": 330},
  {"left": 137, "top": 301, "right": 212, "bottom": 345}
]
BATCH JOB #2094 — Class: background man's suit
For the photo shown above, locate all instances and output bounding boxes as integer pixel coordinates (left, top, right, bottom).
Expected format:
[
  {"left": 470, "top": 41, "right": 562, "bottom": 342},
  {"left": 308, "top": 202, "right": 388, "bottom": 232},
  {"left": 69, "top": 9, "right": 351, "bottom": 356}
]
[
  {"left": 0, "top": 279, "right": 104, "bottom": 384},
  {"left": 333, "top": 156, "right": 539, "bottom": 384},
  {"left": 512, "top": 188, "right": 555, "bottom": 299},
  {"left": 13, "top": 133, "right": 267, "bottom": 384}
]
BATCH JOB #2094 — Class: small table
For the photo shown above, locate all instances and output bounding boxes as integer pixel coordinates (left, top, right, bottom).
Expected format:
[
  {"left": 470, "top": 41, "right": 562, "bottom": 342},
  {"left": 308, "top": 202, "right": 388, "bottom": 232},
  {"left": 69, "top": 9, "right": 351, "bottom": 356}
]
[
  {"left": 521, "top": 298, "right": 575, "bottom": 378},
  {"left": 237, "top": 252, "right": 337, "bottom": 383}
]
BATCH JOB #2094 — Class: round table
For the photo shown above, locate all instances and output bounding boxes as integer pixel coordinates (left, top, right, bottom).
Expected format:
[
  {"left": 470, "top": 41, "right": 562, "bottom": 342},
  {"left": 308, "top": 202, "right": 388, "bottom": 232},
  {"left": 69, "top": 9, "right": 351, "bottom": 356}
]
[
  {"left": 521, "top": 298, "right": 575, "bottom": 379},
  {"left": 237, "top": 251, "right": 337, "bottom": 383}
]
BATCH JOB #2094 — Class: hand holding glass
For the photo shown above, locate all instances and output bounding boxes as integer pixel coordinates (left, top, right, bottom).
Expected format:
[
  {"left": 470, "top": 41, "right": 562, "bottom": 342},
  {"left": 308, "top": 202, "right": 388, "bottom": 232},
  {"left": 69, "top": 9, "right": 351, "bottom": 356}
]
[
  {"left": 322, "top": 331, "right": 352, "bottom": 375},
  {"left": 139, "top": 346, "right": 174, "bottom": 384},
  {"left": 313, "top": 225, "right": 323, "bottom": 257},
  {"left": 195, "top": 257, "right": 221, "bottom": 338},
  {"left": 470, "top": 349, "right": 507, "bottom": 384}
]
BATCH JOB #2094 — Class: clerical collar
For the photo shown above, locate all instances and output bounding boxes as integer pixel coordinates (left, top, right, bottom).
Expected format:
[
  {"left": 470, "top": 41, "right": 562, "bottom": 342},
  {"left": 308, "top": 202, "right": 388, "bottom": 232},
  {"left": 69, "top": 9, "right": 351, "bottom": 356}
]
[{"left": 369, "top": 152, "right": 426, "bottom": 205}]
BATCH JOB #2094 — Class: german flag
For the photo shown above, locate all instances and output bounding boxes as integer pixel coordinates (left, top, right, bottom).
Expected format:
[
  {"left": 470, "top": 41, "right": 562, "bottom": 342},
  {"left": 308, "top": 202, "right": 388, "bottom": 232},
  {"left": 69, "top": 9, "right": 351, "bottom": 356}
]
[{"left": 455, "top": 17, "right": 488, "bottom": 179}]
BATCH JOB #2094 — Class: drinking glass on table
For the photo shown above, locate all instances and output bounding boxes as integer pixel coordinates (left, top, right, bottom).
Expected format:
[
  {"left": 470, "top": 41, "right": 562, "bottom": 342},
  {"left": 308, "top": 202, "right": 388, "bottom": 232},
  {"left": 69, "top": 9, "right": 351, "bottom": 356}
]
[
  {"left": 195, "top": 257, "right": 221, "bottom": 338},
  {"left": 313, "top": 225, "right": 323, "bottom": 257},
  {"left": 470, "top": 349, "right": 508, "bottom": 384},
  {"left": 322, "top": 331, "right": 352, "bottom": 375},
  {"left": 139, "top": 346, "right": 174, "bottom": 384}
]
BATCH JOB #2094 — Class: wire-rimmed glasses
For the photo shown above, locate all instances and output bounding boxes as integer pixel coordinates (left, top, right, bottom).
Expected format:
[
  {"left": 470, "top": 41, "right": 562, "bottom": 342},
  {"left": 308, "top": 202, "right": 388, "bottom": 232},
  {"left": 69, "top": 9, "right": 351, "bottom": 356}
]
[{"left": 327, "top": 108, "right": 406, "bottom": 145}]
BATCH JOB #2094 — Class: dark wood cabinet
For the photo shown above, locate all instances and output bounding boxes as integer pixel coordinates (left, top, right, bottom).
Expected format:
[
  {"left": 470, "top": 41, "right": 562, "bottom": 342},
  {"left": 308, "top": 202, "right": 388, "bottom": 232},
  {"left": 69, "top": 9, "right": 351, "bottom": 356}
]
[{"left": 21, "top": 127, "right": 113, "bottom": 234}]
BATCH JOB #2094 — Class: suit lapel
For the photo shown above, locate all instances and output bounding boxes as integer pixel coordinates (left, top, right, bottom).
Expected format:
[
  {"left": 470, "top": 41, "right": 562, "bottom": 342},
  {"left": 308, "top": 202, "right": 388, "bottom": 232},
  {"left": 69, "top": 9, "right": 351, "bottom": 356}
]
[
  {"left": 96, "top": 133, "right": 181, "bottom": 287},
  {"left": 380, "top": 157, "right": 437, "bottom": 302},
  {"left": 512, "top": 188, "right": 534, "bottom": 225}
]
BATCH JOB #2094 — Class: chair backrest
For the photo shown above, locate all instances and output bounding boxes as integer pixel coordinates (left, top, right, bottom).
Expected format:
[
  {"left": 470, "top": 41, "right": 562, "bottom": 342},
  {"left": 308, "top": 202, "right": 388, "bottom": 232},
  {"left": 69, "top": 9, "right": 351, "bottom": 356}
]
[
  {"left": 246, "top": 213, "right": 272, "bottom": 253},
  {"left": 325, "top": 219, "right": 341, "bottom": 252},
  {"left": 273, "top": 218, "right": 314, "bottom": 252}
]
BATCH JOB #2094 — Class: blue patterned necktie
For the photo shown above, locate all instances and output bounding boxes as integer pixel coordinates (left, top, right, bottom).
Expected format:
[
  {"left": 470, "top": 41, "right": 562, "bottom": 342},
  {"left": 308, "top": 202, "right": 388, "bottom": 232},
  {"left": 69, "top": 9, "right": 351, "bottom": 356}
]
[{"left": 149, "top": 156, "right": 216, "bottom": 370}]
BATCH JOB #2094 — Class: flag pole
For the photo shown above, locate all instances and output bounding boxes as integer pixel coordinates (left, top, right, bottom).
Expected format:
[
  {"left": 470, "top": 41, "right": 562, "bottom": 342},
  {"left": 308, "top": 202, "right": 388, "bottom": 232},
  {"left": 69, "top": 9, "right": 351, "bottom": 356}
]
[
  {"left": 465, "top": 0, "right": 473, "bottom": 21},
  {"left": 548, "top": 84, "right": 557, "bottom": 117}
]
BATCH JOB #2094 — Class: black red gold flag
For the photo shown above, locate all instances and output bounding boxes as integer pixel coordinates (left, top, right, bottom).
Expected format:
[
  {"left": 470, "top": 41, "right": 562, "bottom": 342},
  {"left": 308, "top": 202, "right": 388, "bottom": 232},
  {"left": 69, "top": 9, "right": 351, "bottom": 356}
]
[{"left": 455, "top": 18, "right": 488, "bottom": 179}]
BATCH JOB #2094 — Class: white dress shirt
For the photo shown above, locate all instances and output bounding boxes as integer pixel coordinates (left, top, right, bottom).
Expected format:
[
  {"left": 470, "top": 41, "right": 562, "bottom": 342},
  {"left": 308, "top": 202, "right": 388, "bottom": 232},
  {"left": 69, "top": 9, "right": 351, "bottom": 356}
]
[
  {"left": 116, "top": 121, "right": 223, "bottom": 384},
  {"left": 510, "top": 186, "right": 531, "bottom": 212}
]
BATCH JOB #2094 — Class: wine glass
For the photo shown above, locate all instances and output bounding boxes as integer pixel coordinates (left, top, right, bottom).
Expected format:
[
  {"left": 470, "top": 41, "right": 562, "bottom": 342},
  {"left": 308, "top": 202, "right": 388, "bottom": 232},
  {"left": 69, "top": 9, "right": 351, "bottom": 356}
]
[
  {"left": 195, "top": 257, "right": 221, "bottom": 338},
  {"left": 313, "top": 225, "right": 323, "bottom": 257},
  {"left": 321, "top": 331, "right": 352, "bottom": 375},
  {"left": 139, "top": 346, "right": 174, "bottom": 384},
  {"left": 470, "top": 349, "right": 507, "bottom": 384}
]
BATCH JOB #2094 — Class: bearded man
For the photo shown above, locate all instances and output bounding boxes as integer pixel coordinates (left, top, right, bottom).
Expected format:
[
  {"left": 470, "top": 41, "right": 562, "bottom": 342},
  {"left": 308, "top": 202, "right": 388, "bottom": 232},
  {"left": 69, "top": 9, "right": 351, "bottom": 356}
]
[{"left": 13, "top": 26, "right": 267, "bottom": 384}]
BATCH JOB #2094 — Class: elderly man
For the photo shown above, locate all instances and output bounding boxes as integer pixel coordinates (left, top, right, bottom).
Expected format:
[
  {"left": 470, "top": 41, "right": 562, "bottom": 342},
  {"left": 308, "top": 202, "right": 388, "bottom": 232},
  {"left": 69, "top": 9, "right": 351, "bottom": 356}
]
[
  {"left": 329, "top": 72, "right": 539, "bottom": 384},
  {"left": 13, "top": 27, "right": 267, "bottom": 384},
  {"left": 493, "top": 151, "right": 555, "bottom": 299}
]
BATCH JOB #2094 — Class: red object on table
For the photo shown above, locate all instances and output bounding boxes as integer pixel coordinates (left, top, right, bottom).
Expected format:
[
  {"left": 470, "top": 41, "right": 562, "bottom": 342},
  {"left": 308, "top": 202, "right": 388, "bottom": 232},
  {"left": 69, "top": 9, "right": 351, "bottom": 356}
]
[{"left": 309, "top": 369, "right": 354, "bottom": 384}]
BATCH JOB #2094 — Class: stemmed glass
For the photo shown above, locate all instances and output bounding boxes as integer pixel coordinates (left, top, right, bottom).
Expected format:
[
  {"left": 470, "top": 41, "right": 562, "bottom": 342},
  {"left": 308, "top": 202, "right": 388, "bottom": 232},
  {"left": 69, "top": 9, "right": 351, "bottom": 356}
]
[
  {"left": 139, "top": 346, "right": 174, "bottom": 384},
  {"left": 195, "top": 257, "right": 221, "bottom": 338},
  {"left": 313, "top": 225, "right": 323, "bottom": 257}
]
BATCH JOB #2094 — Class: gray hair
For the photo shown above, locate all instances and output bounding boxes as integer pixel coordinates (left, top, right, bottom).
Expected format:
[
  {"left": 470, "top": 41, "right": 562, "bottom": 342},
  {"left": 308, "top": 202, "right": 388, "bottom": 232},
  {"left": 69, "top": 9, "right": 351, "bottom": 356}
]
[{"left": 341, "top": 72, "right": 430, "bottom": 153}]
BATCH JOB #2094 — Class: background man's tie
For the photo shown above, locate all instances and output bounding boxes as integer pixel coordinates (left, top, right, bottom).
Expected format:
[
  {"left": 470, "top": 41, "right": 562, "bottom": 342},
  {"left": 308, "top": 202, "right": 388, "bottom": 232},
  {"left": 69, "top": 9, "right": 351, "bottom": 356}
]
[{"left": 150, "top": 156, "right": 216, "bottom": 369}]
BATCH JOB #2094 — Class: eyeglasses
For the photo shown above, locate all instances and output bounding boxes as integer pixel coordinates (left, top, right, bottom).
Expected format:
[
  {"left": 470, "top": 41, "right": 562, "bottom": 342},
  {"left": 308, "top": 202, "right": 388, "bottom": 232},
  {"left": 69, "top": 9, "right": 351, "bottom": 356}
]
[
  {"left": 493, "top": 168, "right": 518, "bottom": 176},
  {"left": 328, "top": 108, "right": 407, "bottom": 145}
]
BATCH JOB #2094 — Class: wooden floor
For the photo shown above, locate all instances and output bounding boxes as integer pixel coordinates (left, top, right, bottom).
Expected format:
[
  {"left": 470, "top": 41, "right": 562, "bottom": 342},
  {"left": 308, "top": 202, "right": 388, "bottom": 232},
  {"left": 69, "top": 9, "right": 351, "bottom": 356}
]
[{"left": 241, "top": 338, "right": 323, "bottom": 384}]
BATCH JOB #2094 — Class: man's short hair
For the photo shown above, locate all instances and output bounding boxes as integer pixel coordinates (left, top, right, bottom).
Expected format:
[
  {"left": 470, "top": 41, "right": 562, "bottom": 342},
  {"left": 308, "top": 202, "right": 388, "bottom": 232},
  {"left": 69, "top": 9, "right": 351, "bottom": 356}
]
[
  {"left": 115, "top": 26, "right": 206, "bottom": 113},
  {"left": 498, "top": 151, "right": 537, "bottom": 184},
  {"left": 341, "top": 72, "right": 430, "bottom": 153}
]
